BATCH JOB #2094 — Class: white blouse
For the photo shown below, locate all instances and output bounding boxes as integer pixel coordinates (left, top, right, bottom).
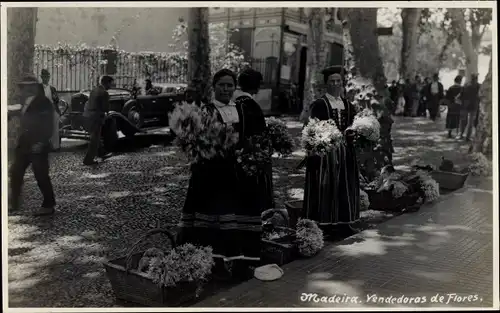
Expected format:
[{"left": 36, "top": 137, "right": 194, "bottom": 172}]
[
  {"left": 325, "top": 93, "right": 345, "bottom": 110},
  {"left": 213, "top": 99, "right": 240, "bottom": 124}
]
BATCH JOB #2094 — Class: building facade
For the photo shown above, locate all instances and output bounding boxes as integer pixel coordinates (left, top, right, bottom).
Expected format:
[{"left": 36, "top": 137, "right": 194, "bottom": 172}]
[{"left": 209, "top": 7, "right": 344, "bottom": 113}]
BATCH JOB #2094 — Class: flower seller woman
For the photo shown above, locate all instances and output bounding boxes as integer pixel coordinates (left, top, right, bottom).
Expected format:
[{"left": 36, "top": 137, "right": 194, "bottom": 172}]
[
  {"left": 178, "top": 69, "right": 273, "bottom": 276},
  {"left": 302, "top": 65, "right": 361, "bottom": 237}
]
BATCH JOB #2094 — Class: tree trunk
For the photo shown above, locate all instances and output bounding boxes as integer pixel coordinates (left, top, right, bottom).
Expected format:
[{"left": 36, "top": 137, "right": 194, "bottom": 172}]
[
  {"left": 187, "top": 8, "right": 212, "bottom": 101},
  {"left": 470, "top": 58, "right": 492, "bottom": 155},
  {"left": 342, "top": 8, "right": 393, "bottom": 180},
  {"left": 346, "top": 8, "right": 385, "bottom": 83},
  {"left": 400, "top": 8, "right": 422, "bottom": 80},
  {"left": 449, "top": 8, "right": 478, "bottom": 81},
  {"left": 7, "top": 7, "right": 38, "bottom": 106}
]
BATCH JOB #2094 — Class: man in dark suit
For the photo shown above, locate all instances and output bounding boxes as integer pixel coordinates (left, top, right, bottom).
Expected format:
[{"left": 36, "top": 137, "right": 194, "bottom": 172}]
[
  {"left": 427, "top": 73, "right": 444, "bottom": 121},
  {"left": 82, "top": 75, "right": 114, "bottom": 165},
  {"left": 10, "top": 75, "right": 57, "bottom": 216},
  {"left": 40, "top": 69, "right": 61, "bottom": 151}
]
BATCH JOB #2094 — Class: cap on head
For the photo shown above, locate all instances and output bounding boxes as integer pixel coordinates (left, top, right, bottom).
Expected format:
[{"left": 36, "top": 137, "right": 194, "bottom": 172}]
[
  {"left": 100, "top": 75, "right": 114, "bottom": 85},
  {"left": 322, "top": 65, "right": 345, "bottom": 84},
  {"left": 238, "top": 68, "right": 263, "bottom": 91},
  {"left": 41, "top": 69, "right": 50, "bottom": 76}
]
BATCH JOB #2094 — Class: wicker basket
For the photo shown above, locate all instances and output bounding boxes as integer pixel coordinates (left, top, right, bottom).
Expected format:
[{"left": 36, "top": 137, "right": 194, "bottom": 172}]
[
  {"left": 103, "top": 229, "right": 200, "bottom": 307},
  {"left": 430, "top": 168, "right": 469, "bottom": 191},
  {"left": 261, "top": 226, "right": 297, "bottom": 266},
  {"left": 366, "top": 189, "right": 422, "bottom": 212},
  {"left": 284, "top": 200, "right": 304, "bottom": 229}
]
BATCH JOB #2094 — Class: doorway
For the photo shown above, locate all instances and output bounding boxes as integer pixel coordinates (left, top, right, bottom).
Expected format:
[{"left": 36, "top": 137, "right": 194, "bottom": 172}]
[{"left": 297, "top": 46, "right": 307, "bottom": 111}]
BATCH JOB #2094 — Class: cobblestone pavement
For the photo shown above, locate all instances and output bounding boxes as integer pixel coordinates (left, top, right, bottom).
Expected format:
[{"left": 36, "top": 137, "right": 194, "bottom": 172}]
[
  {"left": 6, "top": 115, "right": 492, "bottom": 308},
  {"left": 194, "top": 181, "right": 495, "bottom": 308}
]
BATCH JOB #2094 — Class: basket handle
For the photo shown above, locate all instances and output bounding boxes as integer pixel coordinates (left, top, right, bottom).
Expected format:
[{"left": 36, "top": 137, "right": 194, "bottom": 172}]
[
  {"left": 262, "top": 209, "right": 290, "bottom": 227},
  {"left": 125, "top": 228, "right": 176, "bottom": 272}
]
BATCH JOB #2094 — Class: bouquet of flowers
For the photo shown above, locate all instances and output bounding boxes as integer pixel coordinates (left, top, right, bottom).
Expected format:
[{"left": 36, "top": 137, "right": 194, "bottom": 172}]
[
  {"left": 301, "top": 118, "right": 344, "bottom": 156},
  {"left": 296, "top": 219, "right": 324, "bottom": 257},
  {"left": 235, "top": 134, "right": 273, "bottom": 177},
  {"left": 348, "top": 109, "right": 381, "bottom": 142},
  {"left": 265, "top": 117, "right": 294, "bottom": 157},
  {"left": 147, "top": 243, "right": 215, "bottom": 289},
  {"left": 469, "top": 152, "right": 492, "bottom": 177},
  {"left": 415, "top": 170, "right": 440, "bottom": 203},
  {"left": 359, "top": 189, "right": 370, "bottom": 211},
  {"left": 169, "top": 104, "right": 239, "bottom": 163}
]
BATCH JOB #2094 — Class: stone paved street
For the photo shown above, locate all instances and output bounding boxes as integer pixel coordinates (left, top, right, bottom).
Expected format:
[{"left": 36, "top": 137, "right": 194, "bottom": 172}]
[
  {"left": 194, "top": 178, "right": 495, "bottom": 308},
  {"left": 7, "top": 114, "right": 496, "bottom": 308}
]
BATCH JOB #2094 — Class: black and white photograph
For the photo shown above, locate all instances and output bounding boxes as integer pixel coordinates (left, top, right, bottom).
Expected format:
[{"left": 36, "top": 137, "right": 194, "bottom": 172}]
[{"left": 1, "top": 1, "right": 498, "bottom": 310}]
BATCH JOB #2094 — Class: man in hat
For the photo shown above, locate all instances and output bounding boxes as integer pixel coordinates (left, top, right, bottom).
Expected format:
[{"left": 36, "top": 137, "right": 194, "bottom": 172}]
[
  {"left": 10, "top": 74, "right": 57, "bottom": 216},
  {"left": 459, "top": 73, "right": 481, "bottom": 140},
  {"left": 40, "top": 69, "right": 61, "bottom": 151},
  {"left": 82, "top": 75, "right": 114, "bottom": 166},
  {"left": 301, "top": 65, "right": 360, "bottom": 237},
  {"left": 427, "top": 73, "right": 444, "bottom": 121}
]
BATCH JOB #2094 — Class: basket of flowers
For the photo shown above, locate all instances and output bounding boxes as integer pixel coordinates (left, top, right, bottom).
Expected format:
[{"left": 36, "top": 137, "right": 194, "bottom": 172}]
[
  {"left": 427, "top": 157, "right": 470, "bottom": 191},
  {"left": 364, "top": 165, "right": 440, "bottom": 212},
  {"left": 261, "top": 209, "right": 297, "bottom": 266},
  {"left": 103, "top": 229, "right": 215, "bottom": 307}
]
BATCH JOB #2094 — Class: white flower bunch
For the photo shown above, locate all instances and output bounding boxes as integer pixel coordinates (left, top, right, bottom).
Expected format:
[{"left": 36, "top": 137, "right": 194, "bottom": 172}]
[
  {"left": 296, "top": 219, "right": 324, "bottom": 257},
  {"left": 147, "top": 244, "right": 215, "bottom": 288},
  {"left": 169, "top": 104, "right": 239, "bottom": 163},
  {"left": 301, "top": 118, "right": 344, "bottom": 156},
  {"left": 360, "top": 189, "right": 370, "bottom": 211},
  {"left": 349, "top": 110, "right": 381, "bottom": 142},
  {"left": 420, "top": 178, "right": 440, "bottom": 203},
  {"left": 469, "top": 152, "right": 492, "bottom": 177}
]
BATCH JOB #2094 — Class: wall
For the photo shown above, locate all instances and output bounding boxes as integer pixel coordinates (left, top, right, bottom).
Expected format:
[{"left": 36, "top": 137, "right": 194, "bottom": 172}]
[{"left": 35, "top": 7, "right": 188, "bottom": 52}]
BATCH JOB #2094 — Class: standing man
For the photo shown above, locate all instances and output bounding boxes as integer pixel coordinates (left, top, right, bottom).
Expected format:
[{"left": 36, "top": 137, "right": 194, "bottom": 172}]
[
  {"left": 410, "top": 75, "right": 422, "bottom": 117},
  {"left": 427, "top": 73, "right": 444, "bottom": 121},
  {"left": 82, "top": 75, "right": 114, "bottom": 166},
  {"left": 459, "top": 74, "right": 481, "bottom": 141},
  {"left": 10, "top": 75, "right": 57, "bottom": 216},
  {"left": 40, "top": 69, "right": 61, "bottom": 151}
]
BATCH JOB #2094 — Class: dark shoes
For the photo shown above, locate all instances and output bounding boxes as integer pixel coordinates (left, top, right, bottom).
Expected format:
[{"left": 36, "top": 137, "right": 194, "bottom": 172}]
[
  {"left": 33, "top": 206, "right": 56, "bottom": 216},
  {"left": 83, "top": 160, "right": 99, "bottom": 166}
]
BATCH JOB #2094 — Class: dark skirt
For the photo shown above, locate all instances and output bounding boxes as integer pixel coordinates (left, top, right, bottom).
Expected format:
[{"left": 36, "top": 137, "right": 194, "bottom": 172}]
[
  {"left": 303, "top": 143, "right": 360, "bottom": 227},
  {"left": 446, "top": 102, "right": 461, "bottom": 129},
  {"left": 178, "top": 157, "right": 273, "bottom": 261}
]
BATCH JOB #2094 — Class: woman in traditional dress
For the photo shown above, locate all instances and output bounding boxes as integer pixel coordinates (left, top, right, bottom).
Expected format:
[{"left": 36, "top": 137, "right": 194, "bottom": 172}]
[
  {"left": 178, "top": 69, "right": 271, "bottom": 275},
  {"left": 444, "top": 75, "right": 463, "bottom": 138},
  {"left": 233, "top": 68, "right": 274, "bottom": 210},
  {"left": 302, "top": 65, "right": 360, "bottom": 237}
]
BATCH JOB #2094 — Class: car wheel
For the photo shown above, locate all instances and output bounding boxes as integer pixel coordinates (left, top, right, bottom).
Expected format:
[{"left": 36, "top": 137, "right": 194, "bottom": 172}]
[
  {"left": 127, "top": 106, "right": 144, "bottom": 129},
  {"left": 102, "top": 118, "right": 119, "bottom": 152}
]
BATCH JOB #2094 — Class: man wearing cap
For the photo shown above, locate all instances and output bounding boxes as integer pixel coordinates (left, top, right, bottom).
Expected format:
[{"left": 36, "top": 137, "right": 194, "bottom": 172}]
[
  {"left": 301, "top": 65, "right": 360, "bottom": 237},
  {"left": 82, "top": 75, "right": 114, "bottom": 165},
  {"left": 40, "top": 69, "right": 61, "bottom": 151},
  {"left": 9, "top": 75, "right": 57, "bottom": 216}
]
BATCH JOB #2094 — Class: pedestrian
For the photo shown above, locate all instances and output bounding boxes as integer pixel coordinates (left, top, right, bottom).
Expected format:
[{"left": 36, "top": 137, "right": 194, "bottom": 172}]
[
  {"left": 427, "top": 73, "right": 444, "bottom": 121},
  {"left": 410, "top": 75, "right": 422, "bottom": 117},
  {"left": 40, "top": 69, "right": 61, "bottom": 151},
  {"left": 388, "top": 80, "right": 398, "bottom": 113},
  {"left": 444, "top": 75, "right": 463, "bottom": 138},
  {"left": 302, "top": 65, "right": 360, "bottom": 237},
  {"left": 9, "top": 75, "right": 57, "bottom": 216},
  {"left": 459, "top": 74, "right": 481, "bottom": 141},
  {"left": 178, "top": 69, "right": 271, "bottom": 278},
  {"left": 82, "top": 75, "right": 114, "bottom": 166},
  {"left": 418, "top": 77, "right": 431, "bottom": 117},
  {"left": 403, "top": 78, "right": 412, "bottom": 116}
]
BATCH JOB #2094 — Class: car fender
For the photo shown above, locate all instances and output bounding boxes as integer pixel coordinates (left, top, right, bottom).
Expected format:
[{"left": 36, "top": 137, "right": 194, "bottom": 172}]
[
  {"left": 122, "top": 99, "right": 143, "bottom": 115},
  {"left": 105, "top": 111, "right": 144, "bottom": 134}
]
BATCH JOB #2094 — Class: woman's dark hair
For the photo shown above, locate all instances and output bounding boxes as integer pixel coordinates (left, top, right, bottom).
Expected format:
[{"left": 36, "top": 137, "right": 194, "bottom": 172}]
[
  {"left": 212, "top": 69, "right": 237, "bottom": 87},
  {"left": 454, "top": 75, "right": 463, "bottom": 84},
  {"left": 238, "top": 68, "right": 263, "bottom": 91}
]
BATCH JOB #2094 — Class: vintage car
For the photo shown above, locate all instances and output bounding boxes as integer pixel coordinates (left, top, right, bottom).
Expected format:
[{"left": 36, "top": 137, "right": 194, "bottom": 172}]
[{"left": 60, "top": 83, "right": 186, "bottom": 151}]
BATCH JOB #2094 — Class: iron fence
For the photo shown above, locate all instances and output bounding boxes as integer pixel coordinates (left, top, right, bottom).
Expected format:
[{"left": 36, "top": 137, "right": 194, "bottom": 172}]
[{"left": 33, "top": 47, "right": 281, "bottom": 93}]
